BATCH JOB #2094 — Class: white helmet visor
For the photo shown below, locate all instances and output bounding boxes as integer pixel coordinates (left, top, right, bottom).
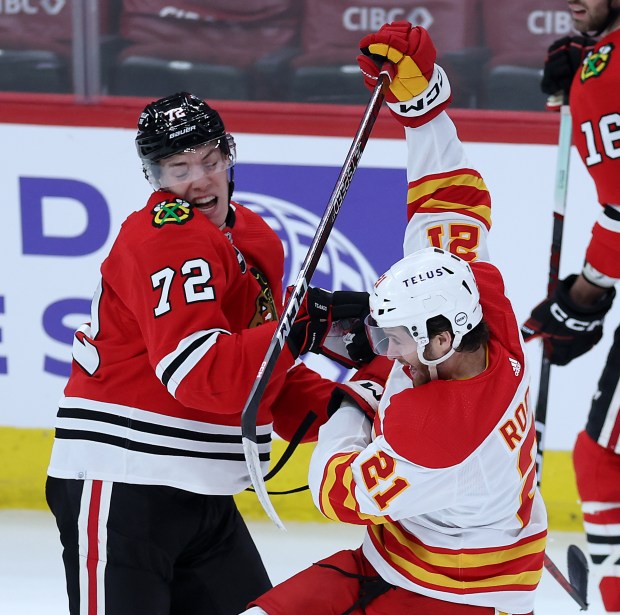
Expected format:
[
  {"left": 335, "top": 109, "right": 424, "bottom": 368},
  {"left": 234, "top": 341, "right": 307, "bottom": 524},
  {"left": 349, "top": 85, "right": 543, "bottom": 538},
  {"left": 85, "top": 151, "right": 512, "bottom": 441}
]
[
  {"left": 365, "top": 316, "right": 420, "bottom": 359},
  {"left": 145, "top": 135, "right": 236, "bottom": 190}
]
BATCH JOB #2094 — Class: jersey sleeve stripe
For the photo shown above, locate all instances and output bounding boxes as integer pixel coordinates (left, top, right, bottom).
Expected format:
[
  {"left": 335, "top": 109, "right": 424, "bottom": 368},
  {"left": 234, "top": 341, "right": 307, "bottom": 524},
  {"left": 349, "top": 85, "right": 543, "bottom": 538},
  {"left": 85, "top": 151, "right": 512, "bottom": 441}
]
[
  {"left": 407, "top": 168, "right": 486, "bottom": 191},
  {"left": 409, "top": 200, "right": 492, "bottom": 229},
  {"left": 318, "top": 452, "right": 385, "bottom": 525},
  {"left": 586, "top": 219, "right": 620, "bottom": 278},
  {"left": 156, "top": 328, "right": 229, "bottom": 396},
  {"left": 407, "top": 172, "right": 492, "bottom": 229}
]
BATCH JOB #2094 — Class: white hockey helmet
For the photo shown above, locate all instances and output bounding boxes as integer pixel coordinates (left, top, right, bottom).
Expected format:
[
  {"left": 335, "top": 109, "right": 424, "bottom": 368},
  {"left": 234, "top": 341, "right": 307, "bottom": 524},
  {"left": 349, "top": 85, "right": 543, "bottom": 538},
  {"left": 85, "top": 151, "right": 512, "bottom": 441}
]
[{"left": 366, "top": 247, "right": 483, "bottom": 367}]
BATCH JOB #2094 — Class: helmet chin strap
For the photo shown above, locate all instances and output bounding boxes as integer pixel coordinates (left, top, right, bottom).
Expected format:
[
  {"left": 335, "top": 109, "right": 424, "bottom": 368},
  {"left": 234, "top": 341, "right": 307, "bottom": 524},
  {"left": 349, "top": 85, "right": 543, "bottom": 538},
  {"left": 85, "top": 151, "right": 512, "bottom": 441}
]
[
  {"left": 416, "top": 332, "right": 463, "bottom": 381},
  {"left": 228, "top": 167, "right": 235, "bottom": 200}
]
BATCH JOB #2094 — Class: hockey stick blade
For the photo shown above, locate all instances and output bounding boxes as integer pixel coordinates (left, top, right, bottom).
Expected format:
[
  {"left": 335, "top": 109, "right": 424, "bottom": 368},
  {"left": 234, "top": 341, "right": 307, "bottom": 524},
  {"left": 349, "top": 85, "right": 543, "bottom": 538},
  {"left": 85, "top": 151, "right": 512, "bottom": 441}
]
[
  {"left": 544, "top": 553, "right": 588, "bottom": 610},
  {"left": 242, "top": 437, "right": 286, "bottom": 531},
  {"left": 567, "top": 544, "right": 589, "bottom": 610},
  {"left": 240, "top": 73, "right": 388, "bottom": 530}
]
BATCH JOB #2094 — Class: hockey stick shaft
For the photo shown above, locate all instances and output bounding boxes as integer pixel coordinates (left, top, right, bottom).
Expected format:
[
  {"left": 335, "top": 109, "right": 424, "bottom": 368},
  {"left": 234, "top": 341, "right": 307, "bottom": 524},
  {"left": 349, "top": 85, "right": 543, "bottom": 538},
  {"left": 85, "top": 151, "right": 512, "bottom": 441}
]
[
  {"left": 524, "top": 103, "right": 588, "bottom": 610},
  {"left": 535, "top": 103, "right": 572, "bottom": 484},
  {"left": 241, "top": 74, "right": 388, "bottom": 529},
  {"left": 530, "top": 104, "right": 589, "bottom": 609}
]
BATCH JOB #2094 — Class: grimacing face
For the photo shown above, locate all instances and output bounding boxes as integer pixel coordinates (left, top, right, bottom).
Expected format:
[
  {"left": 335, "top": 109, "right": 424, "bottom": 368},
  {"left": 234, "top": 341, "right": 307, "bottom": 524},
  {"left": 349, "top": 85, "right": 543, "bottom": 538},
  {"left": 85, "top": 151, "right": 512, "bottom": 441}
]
[
  {"left": 158, "top": 143, "right": 231, "bottom": 228},
  {"left": 568, "top": 0, "right": 617, "bottom": 32}
]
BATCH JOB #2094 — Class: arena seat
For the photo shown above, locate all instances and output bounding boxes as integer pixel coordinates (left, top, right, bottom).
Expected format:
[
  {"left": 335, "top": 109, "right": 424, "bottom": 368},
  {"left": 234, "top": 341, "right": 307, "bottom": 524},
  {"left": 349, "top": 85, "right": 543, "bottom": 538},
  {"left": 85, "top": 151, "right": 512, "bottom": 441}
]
[
  {"left": 0, "top": 0, "right": 119, "bottom": 94},
  {"left": 480, "top": 0, "right": 574, "bottom": 110},
  {"left": 286, "top": 0, "right": 484, "bottom": 107},
  {"left": 109, "top": 0, "right": 301, "bottom": 101}
]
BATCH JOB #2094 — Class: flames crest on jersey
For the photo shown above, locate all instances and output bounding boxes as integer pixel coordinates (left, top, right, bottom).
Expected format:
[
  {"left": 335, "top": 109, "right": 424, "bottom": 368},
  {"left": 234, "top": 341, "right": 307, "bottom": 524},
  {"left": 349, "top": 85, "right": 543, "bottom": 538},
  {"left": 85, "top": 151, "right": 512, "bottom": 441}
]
[
  {"left": 152, "top": 198, "right": 194, "bottom": 228},
  {"left": 581, "top": 43, "right": 614, "bottom": 82}
]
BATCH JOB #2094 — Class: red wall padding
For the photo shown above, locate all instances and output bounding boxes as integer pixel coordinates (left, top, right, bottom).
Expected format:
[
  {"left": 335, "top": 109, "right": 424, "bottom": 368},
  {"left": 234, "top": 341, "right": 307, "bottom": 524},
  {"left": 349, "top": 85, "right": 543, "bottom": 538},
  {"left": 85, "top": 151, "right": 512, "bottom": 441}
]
[{"left": 0, "top": 92, "right": 560, "bottom": 144}]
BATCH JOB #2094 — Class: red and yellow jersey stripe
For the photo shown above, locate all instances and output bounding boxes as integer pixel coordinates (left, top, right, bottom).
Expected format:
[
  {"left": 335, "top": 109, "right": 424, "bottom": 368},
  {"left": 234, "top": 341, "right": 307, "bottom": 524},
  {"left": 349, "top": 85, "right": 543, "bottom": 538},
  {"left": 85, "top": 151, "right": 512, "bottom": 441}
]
[
  {"left": 407, "top": 168, "right": 492, "bottom": 230},
  {"left": 316, "top": 451, "right": 390, "bottom": 525},
  {"left": 367, "top": 522, "right": 546, "bottom": 595}
]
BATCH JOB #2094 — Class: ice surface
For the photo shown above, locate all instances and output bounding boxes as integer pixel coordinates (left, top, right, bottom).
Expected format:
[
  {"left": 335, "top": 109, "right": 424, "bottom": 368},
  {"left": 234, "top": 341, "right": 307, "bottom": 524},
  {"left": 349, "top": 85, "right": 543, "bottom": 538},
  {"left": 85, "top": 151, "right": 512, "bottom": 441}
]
[{"left": 0, "top": 510, "right": 606, "bottom": 614}]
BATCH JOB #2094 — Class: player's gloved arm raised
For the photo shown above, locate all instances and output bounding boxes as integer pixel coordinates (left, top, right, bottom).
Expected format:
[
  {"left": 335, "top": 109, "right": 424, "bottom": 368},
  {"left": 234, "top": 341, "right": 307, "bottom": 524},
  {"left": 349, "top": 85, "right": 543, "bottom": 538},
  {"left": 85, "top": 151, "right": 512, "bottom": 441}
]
[
  {"left": 521, "top": 274, "right": 615, "bottom": 365},
  {"left": 357, "top": 21, "right": 452, "bottom": 127},
  {"left": 541, "top": 36, "right": 596, "bottom": 110}
]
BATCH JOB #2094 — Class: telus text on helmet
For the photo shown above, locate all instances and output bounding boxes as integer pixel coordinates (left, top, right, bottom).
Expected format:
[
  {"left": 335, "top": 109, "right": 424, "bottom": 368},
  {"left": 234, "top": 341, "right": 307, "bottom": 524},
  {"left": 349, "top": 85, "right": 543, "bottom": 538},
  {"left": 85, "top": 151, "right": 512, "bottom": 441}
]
[{"left": 402, "top": 268, "right": 445, "bottom": 287}]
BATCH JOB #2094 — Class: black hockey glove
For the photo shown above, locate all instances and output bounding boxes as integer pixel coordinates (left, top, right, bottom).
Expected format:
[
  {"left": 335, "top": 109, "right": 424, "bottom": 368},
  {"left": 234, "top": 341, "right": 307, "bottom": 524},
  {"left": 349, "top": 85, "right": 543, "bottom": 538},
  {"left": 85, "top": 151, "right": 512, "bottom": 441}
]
[
  {"left": 541, "top": 36, "right": 596, "bottom": 100},
  {"left": 286, "top": 287, "right": 371, "bottom": 365},
  {"left": 521, "top": 274, "right": 615, "bottom": 366},
  {"left": 343, "top": 318, "right": 376, "bottom": 364}
]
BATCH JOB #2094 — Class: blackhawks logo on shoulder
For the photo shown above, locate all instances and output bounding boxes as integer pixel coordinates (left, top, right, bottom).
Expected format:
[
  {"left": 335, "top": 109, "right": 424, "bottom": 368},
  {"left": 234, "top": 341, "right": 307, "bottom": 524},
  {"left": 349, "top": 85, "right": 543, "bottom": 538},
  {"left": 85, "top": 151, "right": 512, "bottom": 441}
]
[
  {"left": 581, "top": 43, "right": 614, "bottom": 82},
  {"left": 152, "top": 198, "right": 194, "bottom": 228}
]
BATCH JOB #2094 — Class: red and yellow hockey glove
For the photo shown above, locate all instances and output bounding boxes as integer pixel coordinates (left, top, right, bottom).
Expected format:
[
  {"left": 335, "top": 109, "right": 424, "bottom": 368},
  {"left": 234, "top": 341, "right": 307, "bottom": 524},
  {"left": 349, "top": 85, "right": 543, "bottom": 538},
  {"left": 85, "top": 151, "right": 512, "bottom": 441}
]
[{"left": 357, "top": 21, "right": 452, "bottom": 127}]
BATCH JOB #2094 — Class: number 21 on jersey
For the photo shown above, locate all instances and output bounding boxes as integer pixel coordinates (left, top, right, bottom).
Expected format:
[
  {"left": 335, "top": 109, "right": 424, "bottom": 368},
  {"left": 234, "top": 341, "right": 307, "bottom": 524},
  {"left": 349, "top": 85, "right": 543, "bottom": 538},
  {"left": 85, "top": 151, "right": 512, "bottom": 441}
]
[{"left": 426, "top": 223, "right": 481, "bottom": 262}]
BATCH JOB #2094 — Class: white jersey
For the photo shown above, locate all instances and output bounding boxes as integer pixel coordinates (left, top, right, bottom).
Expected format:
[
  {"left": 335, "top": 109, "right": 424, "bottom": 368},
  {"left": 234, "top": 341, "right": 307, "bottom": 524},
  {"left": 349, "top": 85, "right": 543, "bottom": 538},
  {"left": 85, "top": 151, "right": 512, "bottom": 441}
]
[{"left": 308, "top": 112, "right": 547, "bottom": 613}]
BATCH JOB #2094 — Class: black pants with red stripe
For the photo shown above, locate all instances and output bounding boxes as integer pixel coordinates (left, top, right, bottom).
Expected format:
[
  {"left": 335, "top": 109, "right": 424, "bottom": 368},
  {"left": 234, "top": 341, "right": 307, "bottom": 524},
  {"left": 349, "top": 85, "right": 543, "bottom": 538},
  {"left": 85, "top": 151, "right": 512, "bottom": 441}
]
[{"left": 46, "top": 477, "right": 272, "bottom": 615}]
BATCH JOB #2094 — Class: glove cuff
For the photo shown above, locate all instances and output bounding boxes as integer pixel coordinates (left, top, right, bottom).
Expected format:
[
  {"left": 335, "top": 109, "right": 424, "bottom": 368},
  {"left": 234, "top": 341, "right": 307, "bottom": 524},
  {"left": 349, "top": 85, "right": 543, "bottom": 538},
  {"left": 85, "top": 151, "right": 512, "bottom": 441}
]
[
  {"left": 557, "top": 275, "right": 616, "bottom": 316},
  {"left": 582, "top": 261, "right": 620, "bottom": 289},
  {"left": 328, "top": 380, "right": 384, "bottom": 419},
  {"left": 386, "top": 64, "right": 452, "bottom": 128}
]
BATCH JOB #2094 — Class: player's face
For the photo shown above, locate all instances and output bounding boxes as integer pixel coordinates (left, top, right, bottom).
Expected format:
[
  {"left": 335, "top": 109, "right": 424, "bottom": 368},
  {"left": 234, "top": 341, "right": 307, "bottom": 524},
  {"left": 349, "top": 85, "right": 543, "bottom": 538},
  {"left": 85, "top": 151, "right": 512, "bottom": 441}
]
[
  {"left": 567, "top": 0, "right": 614, "bottom": 32},
  {"left": 158, "top": 143, "right": 231, "bottom": 228},
  {"left": 378, "top": 327, "right": 417, "bottom": 360},
  {"left": 396, "top": 336, "right": 447, "bottom": 387}
]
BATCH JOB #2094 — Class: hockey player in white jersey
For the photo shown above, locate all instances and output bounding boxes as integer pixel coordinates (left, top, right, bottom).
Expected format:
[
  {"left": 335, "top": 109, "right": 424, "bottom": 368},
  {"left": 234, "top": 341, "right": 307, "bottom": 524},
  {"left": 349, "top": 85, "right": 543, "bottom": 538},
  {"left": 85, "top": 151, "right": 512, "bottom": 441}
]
[{"left": 240, "top": 21, "right": 548, "bottom": 615}]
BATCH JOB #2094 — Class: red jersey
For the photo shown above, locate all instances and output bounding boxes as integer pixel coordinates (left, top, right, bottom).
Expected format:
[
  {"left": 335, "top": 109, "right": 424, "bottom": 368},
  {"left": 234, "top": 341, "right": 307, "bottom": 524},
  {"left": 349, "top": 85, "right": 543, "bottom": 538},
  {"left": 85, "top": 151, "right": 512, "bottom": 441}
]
[
  {"left": 571, "top": 28, "right": 620, "bottom": 279},
  {"left": 48, "top": 191, "right": 337, "bottom": 494}
]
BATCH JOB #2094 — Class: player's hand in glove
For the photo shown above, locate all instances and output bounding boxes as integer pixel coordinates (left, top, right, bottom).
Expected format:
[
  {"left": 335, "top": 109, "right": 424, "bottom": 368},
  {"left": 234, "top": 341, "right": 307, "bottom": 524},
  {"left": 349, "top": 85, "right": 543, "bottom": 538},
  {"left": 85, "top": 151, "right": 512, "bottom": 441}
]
[
  {"left": 342, "top": 318, "right": 376, "bottom": 364},
  {"left": 318, "top": 316, "right": 375, "bottom": 368},
  {"left": 541, "top": 36, "right": 596, "bottom": 109},
  {"left": 521, "top": 274, "right": 615, "bottom": 365},
  {"left": 357, "top": 21, "right": 452, "bottom": 127},
  {"left": 328, "top": 355, "right": 392, "bottom": 421},
  {"left": 286, "top": 287, "right": 371, "bottom": 366}
]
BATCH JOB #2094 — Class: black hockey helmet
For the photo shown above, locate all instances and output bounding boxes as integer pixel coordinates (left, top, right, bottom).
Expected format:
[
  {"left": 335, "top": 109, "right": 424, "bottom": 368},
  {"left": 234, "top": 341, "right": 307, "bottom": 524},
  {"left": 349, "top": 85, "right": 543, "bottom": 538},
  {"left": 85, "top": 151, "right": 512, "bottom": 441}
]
[{"left": 135, "top": 92, "right": 236, "bottom": 193}]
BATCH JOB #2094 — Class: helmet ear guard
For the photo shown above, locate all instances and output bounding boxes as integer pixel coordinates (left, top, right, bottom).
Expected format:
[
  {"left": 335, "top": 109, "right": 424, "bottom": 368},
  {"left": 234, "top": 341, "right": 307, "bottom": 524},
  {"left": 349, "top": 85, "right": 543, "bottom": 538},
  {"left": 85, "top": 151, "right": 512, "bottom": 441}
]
[{"left": 367, "top": 247, "right": 483, "bottom": 367}]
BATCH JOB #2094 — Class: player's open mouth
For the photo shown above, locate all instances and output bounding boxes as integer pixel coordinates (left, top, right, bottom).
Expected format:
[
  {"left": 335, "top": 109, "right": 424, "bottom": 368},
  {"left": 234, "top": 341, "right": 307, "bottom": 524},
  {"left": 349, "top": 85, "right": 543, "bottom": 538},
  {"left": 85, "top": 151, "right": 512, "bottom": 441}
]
[
  {"left": 568, "top": 4, "right": 586, "bottom": 17},
  {"left": 195, "top": 196, "right": 217, "bottom": 210}
]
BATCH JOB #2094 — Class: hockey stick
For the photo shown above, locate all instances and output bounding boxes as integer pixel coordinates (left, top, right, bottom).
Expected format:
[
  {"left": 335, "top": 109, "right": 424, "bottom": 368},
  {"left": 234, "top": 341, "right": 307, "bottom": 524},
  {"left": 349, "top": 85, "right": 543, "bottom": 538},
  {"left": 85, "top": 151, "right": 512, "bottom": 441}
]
[
  {"left": 532, "top": 98, "right": 589, "bottom": 609},
  {"left": 241, "top": 73, "right": 388, "bottom": 530},
  {"left": 534, "top": 101, "right": 572, "bottom": 483},
  {"left": 544, "top": 553, "right": 588, "bottom": 610},
  {"left": 568, "top": 545, "right": 589, "bottom": 609}
]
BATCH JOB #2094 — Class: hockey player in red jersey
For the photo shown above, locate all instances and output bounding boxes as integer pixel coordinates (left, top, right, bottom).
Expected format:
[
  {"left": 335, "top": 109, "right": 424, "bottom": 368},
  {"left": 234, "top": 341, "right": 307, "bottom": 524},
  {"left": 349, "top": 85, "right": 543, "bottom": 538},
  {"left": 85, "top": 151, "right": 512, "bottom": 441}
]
[
  {"left": 44, "top": 92, "right": 385, "bottom": 615},
  {"left": 241, "top": 22, "right": 547, "bottom": 615},
  {"left": 521, "top": 1, "right": 620, "bottom": 611}
]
